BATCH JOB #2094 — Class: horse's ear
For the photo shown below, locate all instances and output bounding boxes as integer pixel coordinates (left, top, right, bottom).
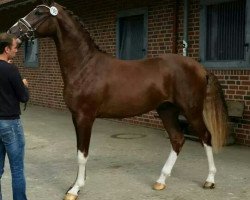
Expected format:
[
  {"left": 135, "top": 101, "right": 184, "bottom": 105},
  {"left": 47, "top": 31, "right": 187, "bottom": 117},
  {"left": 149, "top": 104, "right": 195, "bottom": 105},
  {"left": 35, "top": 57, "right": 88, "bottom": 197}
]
[
  {"left": 41, "top": 0, "right": 48, "bottom": 5},
  {"left": 42, "top": 0, "right": 54, "bottom": 6},
  {"left": 48, "top": 0, "right": 55, "bottom": 6}
]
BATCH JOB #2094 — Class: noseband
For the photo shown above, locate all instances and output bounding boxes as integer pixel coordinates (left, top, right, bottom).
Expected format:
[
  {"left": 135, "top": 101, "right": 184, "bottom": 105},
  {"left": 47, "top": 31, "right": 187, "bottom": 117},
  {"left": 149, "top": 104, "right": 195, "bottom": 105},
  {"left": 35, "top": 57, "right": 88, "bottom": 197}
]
[
  {"left": 17, "top": 17, "right": 36, "bottom": 40},
  {"left": 17, "top": 5, "right": 55, "bottom": 40}
]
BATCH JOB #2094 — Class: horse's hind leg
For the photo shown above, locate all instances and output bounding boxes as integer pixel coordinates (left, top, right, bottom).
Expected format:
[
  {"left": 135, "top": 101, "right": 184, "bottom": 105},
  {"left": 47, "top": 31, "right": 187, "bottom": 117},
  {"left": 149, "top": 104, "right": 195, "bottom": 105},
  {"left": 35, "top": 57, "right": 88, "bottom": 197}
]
[
  {"left": 153, "top": 103, "right": 185, "bottom": 190},
  {"left": 64, "top": 113, "right": 95, "bottom": 200},
  {"left": 203, "top": 143, "right": 216, "bottom": 188},
  {"left": 186, "top": 115, "right": 216, "bottom": 189}
]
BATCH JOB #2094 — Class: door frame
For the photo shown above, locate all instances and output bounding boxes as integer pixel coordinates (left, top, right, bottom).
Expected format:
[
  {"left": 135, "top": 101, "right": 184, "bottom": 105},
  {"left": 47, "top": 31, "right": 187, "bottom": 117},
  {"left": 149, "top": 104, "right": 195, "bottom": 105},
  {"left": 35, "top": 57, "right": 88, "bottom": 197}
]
[{"left": 116, "top": 8, "right": 148, "bottom": 59}]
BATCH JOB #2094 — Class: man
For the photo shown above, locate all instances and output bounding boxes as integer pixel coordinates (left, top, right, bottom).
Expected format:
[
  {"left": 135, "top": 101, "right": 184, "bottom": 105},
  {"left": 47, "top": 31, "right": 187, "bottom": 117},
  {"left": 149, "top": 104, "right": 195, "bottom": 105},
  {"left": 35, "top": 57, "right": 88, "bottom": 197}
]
[{"left": 0, "top": 33, "right": 29, "bottom": 200}]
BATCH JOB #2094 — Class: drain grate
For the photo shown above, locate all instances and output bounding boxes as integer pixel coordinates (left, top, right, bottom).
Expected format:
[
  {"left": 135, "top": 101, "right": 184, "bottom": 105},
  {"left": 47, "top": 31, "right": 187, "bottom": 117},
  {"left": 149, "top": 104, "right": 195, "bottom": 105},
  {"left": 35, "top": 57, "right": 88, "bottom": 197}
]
[{"left": 110, "top": 133, "right": 146, "bottom": 139}]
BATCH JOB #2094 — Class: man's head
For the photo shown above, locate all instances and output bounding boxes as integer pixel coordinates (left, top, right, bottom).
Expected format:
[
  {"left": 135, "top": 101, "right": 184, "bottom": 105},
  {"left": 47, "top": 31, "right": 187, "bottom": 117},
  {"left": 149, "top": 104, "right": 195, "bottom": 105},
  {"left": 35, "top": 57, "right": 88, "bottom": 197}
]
[{"left": 0, "top": 33, "right": 18, "bottom": 60}]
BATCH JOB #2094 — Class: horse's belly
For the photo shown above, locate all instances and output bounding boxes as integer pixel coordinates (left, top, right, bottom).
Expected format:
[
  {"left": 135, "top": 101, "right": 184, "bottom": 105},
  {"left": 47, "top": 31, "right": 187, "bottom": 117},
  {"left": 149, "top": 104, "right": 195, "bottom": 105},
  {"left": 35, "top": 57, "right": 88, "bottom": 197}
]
[
  {"left": 97, "top": 74, "right": 171, "bottom": 118},
  {"left": 97, "top": 107, "right": 151, "bottom": 118},
  {"left": 97, "top": 97, "right": 165, "bottom": 118}
]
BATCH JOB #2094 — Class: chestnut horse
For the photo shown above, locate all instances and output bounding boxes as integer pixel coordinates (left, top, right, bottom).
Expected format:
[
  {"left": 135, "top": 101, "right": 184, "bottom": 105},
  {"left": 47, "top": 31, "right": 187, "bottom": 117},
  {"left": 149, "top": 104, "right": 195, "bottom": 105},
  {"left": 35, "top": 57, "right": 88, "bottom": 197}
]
[{"left": 8, "top": 1, "right": 228, "bottom": 200}]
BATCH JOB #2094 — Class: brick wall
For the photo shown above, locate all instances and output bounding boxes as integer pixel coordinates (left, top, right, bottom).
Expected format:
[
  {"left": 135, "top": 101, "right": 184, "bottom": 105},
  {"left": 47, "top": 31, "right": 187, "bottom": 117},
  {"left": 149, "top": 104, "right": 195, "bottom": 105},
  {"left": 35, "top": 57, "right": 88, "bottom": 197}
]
[
  {"left": 15, "top": 39, "right": 65, "bottom": 109},
  {"left": 3, "top": 0, "right": 249, "bottom": 146},
  {"left": 211, "top": 70, "right": 250, "bottom": 146}
]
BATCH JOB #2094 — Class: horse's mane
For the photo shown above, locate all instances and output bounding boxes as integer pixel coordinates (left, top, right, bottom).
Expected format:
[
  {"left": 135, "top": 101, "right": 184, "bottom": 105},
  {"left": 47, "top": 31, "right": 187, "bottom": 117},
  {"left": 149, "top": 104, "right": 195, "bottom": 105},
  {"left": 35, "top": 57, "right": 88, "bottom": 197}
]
[{"left": 62, "top": 6, "right": 105, "bottom": 53}]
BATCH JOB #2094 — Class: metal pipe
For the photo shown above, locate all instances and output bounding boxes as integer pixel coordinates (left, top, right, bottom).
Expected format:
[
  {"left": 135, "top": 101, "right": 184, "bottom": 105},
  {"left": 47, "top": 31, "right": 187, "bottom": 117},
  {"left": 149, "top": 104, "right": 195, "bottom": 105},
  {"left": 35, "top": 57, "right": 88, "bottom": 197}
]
[
  {"left": 183, "top": 0, "right": 188, "bottom": 56},
  {"left": 172, "top": 0, "right": 179, "bottom": 54}
]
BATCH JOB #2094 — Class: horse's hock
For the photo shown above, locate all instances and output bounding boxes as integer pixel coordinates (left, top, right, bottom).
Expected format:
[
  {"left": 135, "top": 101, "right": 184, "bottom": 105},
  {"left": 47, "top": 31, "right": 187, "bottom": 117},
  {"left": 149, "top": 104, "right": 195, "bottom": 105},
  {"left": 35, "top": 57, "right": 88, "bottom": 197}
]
[{"left": 155, "top": 100, "right": 244, "bottom": 145}]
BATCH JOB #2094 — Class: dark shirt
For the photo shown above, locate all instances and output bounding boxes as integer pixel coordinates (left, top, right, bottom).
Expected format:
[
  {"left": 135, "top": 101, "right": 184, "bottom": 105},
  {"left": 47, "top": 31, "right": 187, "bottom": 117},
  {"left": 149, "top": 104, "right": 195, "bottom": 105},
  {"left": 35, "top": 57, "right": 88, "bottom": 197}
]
[{"left": 0, "top": 60, "right": 29, "bottom": 119}]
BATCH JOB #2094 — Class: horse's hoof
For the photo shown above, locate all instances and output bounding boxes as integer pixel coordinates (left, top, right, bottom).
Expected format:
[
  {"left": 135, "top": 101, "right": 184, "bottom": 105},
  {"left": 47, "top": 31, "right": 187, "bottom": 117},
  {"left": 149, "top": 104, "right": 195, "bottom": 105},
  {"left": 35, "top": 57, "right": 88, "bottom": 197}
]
[
  {"left": 203, "top": 182, "right": 215, "bottom": 189},
  {"left": 64, "top": 193, "right": 78, "bottom": 200},
  {"left": 152, "top": 182, "right": 166, "bottom": 190}
]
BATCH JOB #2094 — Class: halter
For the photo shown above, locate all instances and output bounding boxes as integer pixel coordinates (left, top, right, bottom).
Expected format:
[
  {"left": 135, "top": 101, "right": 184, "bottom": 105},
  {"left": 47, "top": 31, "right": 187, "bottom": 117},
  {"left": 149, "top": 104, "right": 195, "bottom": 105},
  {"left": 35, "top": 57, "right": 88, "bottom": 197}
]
[{"left": 17, "top": 5, "right": 58, "bottom": 40}]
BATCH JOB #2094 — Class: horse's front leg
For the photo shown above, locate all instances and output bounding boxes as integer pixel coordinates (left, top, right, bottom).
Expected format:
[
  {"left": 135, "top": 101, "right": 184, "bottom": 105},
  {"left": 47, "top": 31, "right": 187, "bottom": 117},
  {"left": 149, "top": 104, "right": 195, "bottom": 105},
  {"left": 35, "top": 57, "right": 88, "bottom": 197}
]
[{"left": 64, "top": 113, "right": 95, "bottom": 200}]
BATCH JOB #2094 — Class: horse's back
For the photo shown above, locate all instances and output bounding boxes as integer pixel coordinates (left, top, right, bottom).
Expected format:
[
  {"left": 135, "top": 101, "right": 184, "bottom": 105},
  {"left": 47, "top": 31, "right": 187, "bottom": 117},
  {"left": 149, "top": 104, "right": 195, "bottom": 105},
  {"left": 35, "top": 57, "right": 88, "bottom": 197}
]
[{"left": 158, "top": 54, "right": 206, "bottom": 77}]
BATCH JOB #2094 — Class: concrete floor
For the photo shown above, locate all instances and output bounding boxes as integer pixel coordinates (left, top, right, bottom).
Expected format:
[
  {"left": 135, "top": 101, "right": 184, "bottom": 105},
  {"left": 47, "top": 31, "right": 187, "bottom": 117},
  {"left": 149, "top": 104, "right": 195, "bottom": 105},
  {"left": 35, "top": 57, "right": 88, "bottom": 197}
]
[{"left": 1, "top": 105, "right": 250, "bottom": 200}]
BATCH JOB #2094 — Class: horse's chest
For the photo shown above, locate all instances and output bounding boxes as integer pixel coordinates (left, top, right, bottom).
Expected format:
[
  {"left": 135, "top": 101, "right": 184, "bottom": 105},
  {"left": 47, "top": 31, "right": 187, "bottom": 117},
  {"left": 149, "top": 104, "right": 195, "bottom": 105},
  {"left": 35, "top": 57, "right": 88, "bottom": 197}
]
[{"left": 63, "top": 84, "right": 97, "bottom": 107}]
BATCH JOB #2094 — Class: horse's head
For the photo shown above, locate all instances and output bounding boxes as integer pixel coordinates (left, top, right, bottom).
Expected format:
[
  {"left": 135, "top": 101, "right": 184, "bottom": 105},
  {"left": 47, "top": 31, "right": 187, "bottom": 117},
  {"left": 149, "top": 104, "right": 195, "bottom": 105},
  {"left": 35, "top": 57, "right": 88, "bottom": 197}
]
[{"left": 8, "top": 1, "right": 61, "bottom": 43}]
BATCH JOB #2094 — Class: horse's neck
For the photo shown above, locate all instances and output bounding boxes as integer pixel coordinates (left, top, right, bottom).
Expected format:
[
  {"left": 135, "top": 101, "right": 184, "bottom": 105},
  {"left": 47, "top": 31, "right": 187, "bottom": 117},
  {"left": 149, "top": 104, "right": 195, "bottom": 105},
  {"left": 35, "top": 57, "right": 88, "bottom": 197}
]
[
  {"left": 54, "top": 16, "right": 96, "bottom": 56},
  {"left": 53, "top": 12, "right": 98, "bottom": 80}
]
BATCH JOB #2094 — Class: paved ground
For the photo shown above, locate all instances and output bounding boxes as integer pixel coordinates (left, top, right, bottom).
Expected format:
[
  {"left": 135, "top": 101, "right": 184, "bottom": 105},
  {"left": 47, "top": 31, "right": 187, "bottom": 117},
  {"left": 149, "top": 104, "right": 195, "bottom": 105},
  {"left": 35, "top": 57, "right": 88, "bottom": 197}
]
[{"left": 1, "top": 105, "right": 250, "bottom": 200}]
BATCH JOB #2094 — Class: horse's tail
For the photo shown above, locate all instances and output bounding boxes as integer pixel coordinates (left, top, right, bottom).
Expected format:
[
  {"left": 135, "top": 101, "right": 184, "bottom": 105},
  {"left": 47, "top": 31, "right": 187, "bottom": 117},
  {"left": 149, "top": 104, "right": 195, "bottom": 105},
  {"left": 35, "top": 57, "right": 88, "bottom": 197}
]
[{"left": 203, "top": 73, "right": 228, "bottom": 152}]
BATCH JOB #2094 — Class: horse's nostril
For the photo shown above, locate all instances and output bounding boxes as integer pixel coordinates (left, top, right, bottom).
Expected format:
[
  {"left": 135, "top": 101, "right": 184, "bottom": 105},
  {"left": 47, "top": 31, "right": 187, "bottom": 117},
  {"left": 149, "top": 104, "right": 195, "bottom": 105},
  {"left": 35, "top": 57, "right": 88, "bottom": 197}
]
[{"left": 7, "top": 30, "right": 10, "bottom": 34}]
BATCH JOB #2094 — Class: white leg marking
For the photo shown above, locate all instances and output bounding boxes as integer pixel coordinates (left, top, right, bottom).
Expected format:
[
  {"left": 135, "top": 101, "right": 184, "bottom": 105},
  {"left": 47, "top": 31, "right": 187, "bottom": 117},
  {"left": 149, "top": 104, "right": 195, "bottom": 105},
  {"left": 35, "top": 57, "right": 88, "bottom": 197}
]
[
  {"left": 68, "top": 151, "right": 88, "bottom": 195},
  {"left": 156, "top": 148, "right": 178, "bottom": 184},
  {"left": 204, "top": 143, "right": 216, "bottom": 183}
]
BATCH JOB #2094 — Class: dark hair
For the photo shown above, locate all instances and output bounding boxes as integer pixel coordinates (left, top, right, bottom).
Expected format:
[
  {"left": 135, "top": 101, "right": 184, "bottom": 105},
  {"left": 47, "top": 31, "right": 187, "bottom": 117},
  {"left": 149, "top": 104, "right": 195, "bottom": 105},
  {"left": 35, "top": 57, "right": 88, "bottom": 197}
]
[{"left": 0, "top": 33, "right": 16, "bottom": 54}]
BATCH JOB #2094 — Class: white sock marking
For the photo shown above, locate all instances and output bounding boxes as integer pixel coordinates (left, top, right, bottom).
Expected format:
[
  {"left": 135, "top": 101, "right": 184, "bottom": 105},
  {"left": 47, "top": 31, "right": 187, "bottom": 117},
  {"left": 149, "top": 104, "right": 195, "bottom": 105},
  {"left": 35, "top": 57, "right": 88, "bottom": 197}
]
[
  {"left": 204, "top": 143, "right": 216, "bottom": 183},
  {"left": 156, "top": 148, "right": 178, "bottom": 184},
  {"left": 68, "top": 151, "right": 88, "bottom": 195}
]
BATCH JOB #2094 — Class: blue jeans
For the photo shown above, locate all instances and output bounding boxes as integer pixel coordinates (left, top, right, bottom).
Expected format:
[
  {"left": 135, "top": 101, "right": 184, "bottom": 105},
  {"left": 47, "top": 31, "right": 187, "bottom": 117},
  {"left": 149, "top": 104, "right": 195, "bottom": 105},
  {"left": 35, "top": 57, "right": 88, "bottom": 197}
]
[{"left": 0, "top": 119, "right": 27, "bottom": 200}]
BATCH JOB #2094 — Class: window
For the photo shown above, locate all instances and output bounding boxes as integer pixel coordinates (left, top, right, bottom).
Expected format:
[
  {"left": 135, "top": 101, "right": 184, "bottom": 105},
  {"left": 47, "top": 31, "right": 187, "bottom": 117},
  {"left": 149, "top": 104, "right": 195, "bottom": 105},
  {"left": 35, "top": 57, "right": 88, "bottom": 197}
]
[
  {"left": 24, "top": 39, "right": 39, "bottom": 67},
  {"left": 116, "top": 8, "right": 148, "bottom": 60},
  {"left": 200, "top": 0, "right": 250, "bottom": 68}
]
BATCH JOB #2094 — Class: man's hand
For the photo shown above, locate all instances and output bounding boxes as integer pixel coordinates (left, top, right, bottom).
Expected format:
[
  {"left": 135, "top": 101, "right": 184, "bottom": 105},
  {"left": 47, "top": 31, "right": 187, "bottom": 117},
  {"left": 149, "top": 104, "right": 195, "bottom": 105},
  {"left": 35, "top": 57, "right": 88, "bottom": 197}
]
[{"left": 22, "top": 79, "right": 28, "bottom": 87}]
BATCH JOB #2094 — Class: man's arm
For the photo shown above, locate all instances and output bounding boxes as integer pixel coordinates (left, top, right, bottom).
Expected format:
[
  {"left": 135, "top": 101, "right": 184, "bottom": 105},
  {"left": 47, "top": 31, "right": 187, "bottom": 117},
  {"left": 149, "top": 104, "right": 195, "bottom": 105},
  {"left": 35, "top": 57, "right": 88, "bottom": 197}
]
[{"left": 9, "top": 65, "right": 29, "bottom": 103}]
